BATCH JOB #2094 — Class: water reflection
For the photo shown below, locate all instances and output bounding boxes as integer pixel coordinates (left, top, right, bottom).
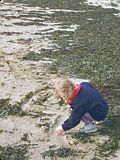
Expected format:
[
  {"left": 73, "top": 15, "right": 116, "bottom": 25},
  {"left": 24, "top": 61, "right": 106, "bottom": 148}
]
[
  {"left": 85, "top": 0, "right": 120, "bottom": 11},
  {"left": 0, "top": 2, "right": 79, "bottom": 54},
  {"left": 1, "top": 1, "right": 119, "bottom": 54}
]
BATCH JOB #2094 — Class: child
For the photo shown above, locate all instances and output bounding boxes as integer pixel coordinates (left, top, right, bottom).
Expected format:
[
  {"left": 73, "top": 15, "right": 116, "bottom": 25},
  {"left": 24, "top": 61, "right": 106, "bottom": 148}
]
[{"left": 55, "top": 79, "right": 108, "bottom": 135}]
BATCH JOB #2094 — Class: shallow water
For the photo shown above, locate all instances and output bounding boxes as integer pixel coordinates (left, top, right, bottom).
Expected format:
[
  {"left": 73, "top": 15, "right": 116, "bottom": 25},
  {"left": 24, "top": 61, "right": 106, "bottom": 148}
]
[
  {"left": 86, "top": 0, "right": 120, "bottom": 16},
  {"left": 1, "top": 0, "right": 119, "bottom": 55},
  {"left": 0, "top": 1, "right": 80, "bottom": 54},
  {"left": 85, "top": 0, "right": 120, "bottom": 11}
]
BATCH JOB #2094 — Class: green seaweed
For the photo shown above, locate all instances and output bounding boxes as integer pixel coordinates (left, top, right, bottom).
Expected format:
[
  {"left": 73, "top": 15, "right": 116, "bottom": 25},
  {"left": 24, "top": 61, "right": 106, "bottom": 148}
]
[
  {"left": 71, "top": 132, "right": 95, "bottom": 144},
  {"left": 91, "top": 157, "right": 101, "bottom": 160},
  {"left": 96, "top": 108, "right": 120, "bottom": 157},
  {"left": 21, "top": 133, "right": 30, "bottom": 142},
  {"left": 41, "top": 147, "right": 78, "bottom": 159},
  {"left": 23, "top": 51, "right": 42, "bottom": 61},
  {"left": 0, "top": 144, "right": 28, "bottom": 160},
  {"left": 0, "top": 99, "right": 27, "bottom": 117},
  {"left": 28, "top": 111, "right": 55, "bottom": 118}
]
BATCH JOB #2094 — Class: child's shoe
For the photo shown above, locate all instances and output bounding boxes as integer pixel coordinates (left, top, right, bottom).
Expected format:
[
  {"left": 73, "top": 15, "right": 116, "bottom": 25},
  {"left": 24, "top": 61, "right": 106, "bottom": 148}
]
[{"left": 80, "top": 122, "right": 97, "bottom": 133}]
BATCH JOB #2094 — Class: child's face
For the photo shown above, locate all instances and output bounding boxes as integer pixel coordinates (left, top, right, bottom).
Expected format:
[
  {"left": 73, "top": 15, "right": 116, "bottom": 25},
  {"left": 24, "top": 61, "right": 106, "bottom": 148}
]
[
  {"left": 54, "top": 80, "right": 75, "bottom": 103},
  {"left": 54, "top": 88, "right": 66, "bottom": 102},
  {"left": 59, "top": 91, "right": 71, "bottom": 104}
]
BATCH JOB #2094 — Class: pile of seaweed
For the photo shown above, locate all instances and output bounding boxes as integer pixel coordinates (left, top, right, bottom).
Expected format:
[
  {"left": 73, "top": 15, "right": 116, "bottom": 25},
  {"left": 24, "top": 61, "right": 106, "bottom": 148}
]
[
  {"left": 0, "top": 144, "right": 28, "bottom": 160},
  {"left": 0, "top": 99, "right": 27, "bottom": 117},
  {"left": 41, "top": 146, "right": 78, "bottom": 159}
]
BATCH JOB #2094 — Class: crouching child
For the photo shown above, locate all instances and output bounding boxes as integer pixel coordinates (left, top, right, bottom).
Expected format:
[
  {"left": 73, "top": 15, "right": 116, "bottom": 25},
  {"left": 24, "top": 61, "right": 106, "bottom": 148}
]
[{"left": 55, "top": 79, "right": 108, "bottom": 135}]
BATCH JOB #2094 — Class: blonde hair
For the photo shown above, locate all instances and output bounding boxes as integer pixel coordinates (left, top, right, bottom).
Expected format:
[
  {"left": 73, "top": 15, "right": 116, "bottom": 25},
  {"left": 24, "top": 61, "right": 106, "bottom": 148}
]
[{"left": 55, "top": 79, "right": 75, "bottom": 101}]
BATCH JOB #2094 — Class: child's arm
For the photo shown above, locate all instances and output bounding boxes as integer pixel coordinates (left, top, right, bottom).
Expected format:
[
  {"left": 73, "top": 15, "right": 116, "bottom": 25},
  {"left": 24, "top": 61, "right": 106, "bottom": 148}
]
[
  {"left": 62, "top": 105, "right": 84, "bottom": 131},
  {"left": 56, "top": 106, "right": 85, "bottom": 135}
]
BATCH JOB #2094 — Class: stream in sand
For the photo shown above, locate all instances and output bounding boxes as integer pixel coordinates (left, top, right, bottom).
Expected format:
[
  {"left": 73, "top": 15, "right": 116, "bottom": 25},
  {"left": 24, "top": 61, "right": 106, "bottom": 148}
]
[{"left": 0, "top": 0, "right": 120, "bottom": 160}]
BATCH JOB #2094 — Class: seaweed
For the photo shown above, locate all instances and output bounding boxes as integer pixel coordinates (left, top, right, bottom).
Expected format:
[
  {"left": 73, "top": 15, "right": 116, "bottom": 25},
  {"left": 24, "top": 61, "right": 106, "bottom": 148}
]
[
  {"left": 21, "top": 133, "right": 30, "bottom": 142},
  {"left": 23, "top": 51, "right": 42, "bottom": 61},
  {"left": 41, "top": 147, "right": 77, "bottom": 159},
  {"left": 0, "top": 99, "right": 27, "bottom": 117},
  {"left": 71, "top": 132, "right": 95, "bottom": 144},
  {"left": 96, "top": 108, "right": 120, "bottom": 157},
  {"left": 0, "top": 144, "right": 28, "bottom": 160}
]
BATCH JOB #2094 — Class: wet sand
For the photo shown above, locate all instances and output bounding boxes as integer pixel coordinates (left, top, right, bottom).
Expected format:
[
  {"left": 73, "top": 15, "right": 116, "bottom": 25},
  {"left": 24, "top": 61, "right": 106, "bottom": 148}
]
[{"left": 0, "top": 51, "right": 96, "bottom": 160}]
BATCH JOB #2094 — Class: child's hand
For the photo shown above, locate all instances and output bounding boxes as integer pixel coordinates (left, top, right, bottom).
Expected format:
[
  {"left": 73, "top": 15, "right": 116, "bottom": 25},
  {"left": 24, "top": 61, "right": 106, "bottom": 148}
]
[{"left": 56, "top": 126, "right": 64, "bottom": 135}]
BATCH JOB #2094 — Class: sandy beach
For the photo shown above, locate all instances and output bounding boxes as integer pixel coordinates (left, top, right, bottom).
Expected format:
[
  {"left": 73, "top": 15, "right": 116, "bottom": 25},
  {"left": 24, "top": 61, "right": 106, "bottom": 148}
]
[{"left": 0, "top": 0, "right": 120, "bottom": 159}]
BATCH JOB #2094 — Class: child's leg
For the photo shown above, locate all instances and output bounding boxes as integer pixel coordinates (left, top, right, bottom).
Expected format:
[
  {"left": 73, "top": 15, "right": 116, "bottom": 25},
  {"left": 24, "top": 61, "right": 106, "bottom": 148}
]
[
  {"left": 80, "top": 112, "right": 97, "bottom": 133},
  {"left": 81, "top": 112, "right": 95, "bottom": 125}
]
